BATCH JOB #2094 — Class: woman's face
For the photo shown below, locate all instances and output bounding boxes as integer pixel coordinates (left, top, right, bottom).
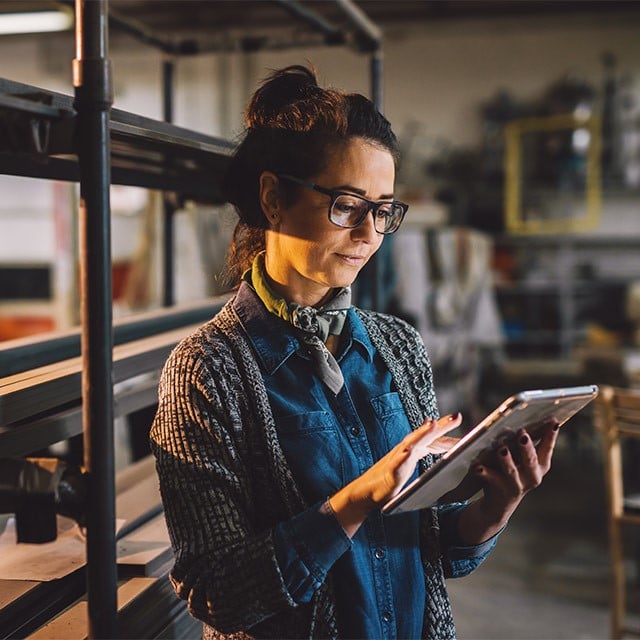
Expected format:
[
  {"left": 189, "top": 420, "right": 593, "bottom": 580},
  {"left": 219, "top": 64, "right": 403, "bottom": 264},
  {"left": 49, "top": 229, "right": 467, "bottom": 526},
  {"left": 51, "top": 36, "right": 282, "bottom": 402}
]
[{"left": 262, "top": 137, "right": 395, "bottom": 307}]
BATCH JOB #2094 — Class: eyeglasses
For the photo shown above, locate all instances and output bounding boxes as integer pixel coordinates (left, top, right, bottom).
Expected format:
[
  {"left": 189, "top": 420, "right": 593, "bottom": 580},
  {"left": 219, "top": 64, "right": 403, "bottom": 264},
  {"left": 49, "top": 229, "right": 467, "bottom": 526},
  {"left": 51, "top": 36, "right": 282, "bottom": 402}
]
[{"left": 278, "top": 174, "right": 408, "bottom": 235}]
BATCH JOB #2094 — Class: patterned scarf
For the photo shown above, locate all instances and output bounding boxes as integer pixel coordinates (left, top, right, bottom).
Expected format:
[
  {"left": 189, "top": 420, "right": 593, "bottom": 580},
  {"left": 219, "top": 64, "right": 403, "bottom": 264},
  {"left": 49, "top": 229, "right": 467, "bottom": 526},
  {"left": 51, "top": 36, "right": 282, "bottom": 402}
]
[{"left": 244, "top": 252, "right": 351, "bottom": 395}]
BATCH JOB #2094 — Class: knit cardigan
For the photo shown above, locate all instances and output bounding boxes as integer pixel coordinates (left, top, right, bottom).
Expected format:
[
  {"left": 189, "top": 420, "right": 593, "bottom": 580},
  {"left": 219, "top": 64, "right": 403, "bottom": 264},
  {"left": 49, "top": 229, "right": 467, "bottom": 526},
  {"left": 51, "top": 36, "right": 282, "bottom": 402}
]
[{"left": 150, "top": 295, "right": 457, "bottom": 639}]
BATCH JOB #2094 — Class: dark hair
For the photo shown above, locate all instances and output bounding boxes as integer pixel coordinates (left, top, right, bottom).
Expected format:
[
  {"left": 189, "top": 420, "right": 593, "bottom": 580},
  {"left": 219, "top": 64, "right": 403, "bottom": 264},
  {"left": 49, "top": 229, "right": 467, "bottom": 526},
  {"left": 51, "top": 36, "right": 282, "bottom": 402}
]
[{"left": 222, "top": 64, "right": 399, "bottom": 286}]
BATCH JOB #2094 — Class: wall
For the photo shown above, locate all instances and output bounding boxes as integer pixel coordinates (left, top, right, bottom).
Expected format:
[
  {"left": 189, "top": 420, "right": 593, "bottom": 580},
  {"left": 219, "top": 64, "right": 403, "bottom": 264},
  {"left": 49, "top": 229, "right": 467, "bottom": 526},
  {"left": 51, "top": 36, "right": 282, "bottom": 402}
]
[
  {"left": 3, "top": 11, "right": 639, "bottom": 148},
  {"left": 1, "top": 10, "right": 640, "bottom": 326},
  {"left": 382, "top": 14, "right": 640, "bottom": 149}
]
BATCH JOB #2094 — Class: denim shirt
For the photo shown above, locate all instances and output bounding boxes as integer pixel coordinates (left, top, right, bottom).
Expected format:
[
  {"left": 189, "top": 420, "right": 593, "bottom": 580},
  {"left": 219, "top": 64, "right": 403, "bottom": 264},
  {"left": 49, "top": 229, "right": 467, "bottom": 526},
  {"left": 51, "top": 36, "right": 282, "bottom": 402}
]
[{"left": 236, "top": 285, "right": 497, "bottom": 639}]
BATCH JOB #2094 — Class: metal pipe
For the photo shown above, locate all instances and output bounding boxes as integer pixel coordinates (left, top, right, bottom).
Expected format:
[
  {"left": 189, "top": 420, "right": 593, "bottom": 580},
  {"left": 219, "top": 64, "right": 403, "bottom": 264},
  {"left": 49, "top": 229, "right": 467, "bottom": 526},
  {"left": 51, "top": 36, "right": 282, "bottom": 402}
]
[
  {"left": 370, "top": 49, "right": 383, "bottom": 112},
  {"left": 72, "top": 1, "right": 116, "bottom": 637},
  {"left": 272, "top": 0, "right": 345, "bottom": 44},
  {"left": 370, "top": 49, "right": 384, "bottom": 311},
  {"left": 334, "top": 0, "right": 382, "bottom": 51},
  {"left": 162, "top": 58, "right": 175, "bottom": 307},
  {"left": 108, "top": 6, "right": 175, "bottom": 54},
  {"left": 109, "top": 4, "right": 347, "bottom": 55}
]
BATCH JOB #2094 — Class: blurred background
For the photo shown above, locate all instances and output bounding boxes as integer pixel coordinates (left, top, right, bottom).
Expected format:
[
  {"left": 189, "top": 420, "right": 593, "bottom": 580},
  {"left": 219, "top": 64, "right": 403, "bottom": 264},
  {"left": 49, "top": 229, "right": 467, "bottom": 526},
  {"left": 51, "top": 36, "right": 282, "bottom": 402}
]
[{"left": 1, "top": 1, "right": 640, "bottom": 638}]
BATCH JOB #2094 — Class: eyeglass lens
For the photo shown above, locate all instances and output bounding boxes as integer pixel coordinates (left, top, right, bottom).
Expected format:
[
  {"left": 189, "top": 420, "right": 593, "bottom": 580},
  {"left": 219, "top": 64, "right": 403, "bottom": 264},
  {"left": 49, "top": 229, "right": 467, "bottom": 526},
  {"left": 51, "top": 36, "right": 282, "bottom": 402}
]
[{"left": 331, "top": 194, "right": 404, "bottom": 234}]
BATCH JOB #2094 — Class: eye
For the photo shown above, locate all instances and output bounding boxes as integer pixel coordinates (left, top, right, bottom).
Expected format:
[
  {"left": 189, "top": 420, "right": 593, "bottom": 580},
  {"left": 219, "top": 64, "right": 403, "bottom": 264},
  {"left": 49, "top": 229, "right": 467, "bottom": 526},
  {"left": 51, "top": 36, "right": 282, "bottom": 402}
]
[
  {"left": 376, "top": 203, "right": 394, "bottom": 217},
  {"left": 333, "top": 195, "right": 365, "bottom": 215}
]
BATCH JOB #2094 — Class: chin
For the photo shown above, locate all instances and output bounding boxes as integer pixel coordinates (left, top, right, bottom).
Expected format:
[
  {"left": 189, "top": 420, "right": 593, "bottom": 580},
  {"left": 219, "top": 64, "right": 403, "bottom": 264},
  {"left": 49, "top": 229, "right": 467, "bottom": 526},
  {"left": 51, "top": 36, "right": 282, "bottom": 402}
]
[
  {"left": 332, "top": 267, "right": 358, "bottom": 285},
  {"left": 321, "top": 262, "right": 365, "bottom": 290}
]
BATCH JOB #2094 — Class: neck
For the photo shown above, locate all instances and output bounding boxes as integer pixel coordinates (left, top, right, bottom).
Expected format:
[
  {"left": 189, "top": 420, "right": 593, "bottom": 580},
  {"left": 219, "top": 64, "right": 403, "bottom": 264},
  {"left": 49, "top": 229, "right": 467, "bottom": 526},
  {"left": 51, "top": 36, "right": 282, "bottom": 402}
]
[{"left": 263, "top": 263, "right": 333, "bottom": 308}]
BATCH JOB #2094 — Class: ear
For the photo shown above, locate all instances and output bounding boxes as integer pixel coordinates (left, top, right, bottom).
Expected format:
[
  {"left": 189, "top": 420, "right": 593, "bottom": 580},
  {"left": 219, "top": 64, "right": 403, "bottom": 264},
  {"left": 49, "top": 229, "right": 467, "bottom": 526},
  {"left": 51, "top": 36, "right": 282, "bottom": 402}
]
[{"left": 258, "top": 171, "right": 281, "bottom": 225}]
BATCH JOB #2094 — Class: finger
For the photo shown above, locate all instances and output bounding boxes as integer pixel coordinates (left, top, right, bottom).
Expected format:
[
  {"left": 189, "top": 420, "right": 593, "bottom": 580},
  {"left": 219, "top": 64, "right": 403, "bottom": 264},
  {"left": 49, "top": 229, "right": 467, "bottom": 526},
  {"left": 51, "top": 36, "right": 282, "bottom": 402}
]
[
  {"left": 473, "top": 462, "right": 523, "bottom": 503},
  {"left": 402, "top": 413, "right": 462, "bottom": 450},
  {"left": 426, "top": 435, "right": 461, "bottom": 454},
  {"left": 515, "top": 430, "right": 543, "bottom": 488},
  {"left": 495, "top": 445, "right": 523, "bottom": 493},
  {"left": 535, "top": 421, "right": 560, "bottom": 471},
  {"left": 400, "top": 418, "right": 437, "bottom": 449},
  {"left": 439, "top": 412, "right": 463, "bottom": 430},
  {"left": 417, "top": 412, "right": 462, "bottom": 432},
  {"left": 473, "top": 463, "right": 508, "bottom": 492},
  {"left": 410, "top": 413, "right": 462, "bottom": 454}
]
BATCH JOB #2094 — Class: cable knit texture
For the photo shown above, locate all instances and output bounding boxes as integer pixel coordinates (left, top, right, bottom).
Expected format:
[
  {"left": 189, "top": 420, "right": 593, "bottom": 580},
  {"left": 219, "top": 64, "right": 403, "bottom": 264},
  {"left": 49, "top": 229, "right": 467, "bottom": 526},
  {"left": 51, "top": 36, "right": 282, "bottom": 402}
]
[{"left": 150, "top": 296, "right": 457, "bottom": 639}]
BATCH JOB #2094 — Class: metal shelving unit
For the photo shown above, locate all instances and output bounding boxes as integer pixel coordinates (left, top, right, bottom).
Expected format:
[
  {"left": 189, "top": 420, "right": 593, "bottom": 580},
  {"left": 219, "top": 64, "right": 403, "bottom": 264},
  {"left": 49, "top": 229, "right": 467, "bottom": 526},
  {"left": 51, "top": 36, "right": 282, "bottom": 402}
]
[{"left": 0, "top": 2, "right": 384, "bottom": 637}]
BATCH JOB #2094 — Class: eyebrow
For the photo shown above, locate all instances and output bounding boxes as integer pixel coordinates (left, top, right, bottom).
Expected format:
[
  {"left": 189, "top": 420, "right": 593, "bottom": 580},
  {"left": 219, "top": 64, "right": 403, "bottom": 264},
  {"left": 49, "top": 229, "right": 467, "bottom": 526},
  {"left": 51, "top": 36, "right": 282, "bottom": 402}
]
[{"left": 332, "top": 184, "right": 395, "bottom": 200}]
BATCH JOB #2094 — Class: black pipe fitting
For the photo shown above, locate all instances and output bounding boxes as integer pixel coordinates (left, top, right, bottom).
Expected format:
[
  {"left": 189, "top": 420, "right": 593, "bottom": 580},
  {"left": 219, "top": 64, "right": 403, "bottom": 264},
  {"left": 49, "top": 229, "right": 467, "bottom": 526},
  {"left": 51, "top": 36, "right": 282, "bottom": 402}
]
[{"left": 0, "top": 458, "right": 87, "bottom": 544}]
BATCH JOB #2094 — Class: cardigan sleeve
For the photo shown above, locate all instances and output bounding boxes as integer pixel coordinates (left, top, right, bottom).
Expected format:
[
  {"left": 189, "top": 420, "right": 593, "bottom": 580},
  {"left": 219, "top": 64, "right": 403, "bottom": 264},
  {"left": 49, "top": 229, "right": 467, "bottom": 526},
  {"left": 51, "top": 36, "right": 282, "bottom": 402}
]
[
  {"left": 150, "top": 336, "right": 299, "bottom": 633},
  {"left": 273, "top": 500, "right": 351, "bottom": 603}
]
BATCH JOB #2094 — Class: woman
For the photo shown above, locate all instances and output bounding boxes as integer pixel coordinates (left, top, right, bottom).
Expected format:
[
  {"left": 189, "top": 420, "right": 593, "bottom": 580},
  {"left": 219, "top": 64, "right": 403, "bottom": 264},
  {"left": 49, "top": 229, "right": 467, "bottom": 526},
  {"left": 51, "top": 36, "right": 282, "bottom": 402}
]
[{"left": 150, "top": 65, "right": 558, "bottom": 640}]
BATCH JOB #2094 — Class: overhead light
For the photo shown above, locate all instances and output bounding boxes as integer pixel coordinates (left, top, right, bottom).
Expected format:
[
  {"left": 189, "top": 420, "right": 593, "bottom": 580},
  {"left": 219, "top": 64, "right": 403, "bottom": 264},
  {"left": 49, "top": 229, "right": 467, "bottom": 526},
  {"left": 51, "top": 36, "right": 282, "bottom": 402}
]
[{"left": 0, "top": 9, "right": 73, "bottom": 35}]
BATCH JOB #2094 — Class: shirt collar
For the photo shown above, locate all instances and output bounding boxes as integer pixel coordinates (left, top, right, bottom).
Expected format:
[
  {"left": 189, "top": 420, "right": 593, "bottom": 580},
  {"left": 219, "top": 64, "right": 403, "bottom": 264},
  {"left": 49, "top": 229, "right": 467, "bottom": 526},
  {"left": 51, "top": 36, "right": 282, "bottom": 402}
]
[
  {"left": 233, "top": 281, "right": 375, "bottom": 374},
  {"left": 233, "top": 281, "right": 299, "bottom": 374},
  {"left": 348, "top": 308, "right": 375, "bottom": 363}
]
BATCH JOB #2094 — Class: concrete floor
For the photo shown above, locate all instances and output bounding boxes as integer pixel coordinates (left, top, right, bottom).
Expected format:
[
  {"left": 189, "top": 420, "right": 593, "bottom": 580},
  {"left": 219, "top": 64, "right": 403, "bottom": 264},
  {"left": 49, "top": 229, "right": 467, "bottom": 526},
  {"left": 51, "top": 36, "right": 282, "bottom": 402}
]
[{"left": 447, "top": 429, "right": 640, "bottom": 640}]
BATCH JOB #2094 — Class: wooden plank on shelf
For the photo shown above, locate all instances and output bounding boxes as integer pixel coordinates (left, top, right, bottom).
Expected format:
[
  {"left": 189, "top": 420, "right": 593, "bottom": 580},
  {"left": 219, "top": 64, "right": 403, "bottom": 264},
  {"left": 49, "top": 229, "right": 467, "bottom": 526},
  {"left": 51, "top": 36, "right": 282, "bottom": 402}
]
[
  {"left": 116, "top": 471, "right": 161, "bottom": 523},
  {"left": 118, "top": 574, "right": 192, "bottom": 640},
  {"left": 117, "top": 514, "right": 172, "bottom": 578},
  {"left": 114, "top": 456, "right": 171, "bottom": 577},
  {"left": 0, "top": 323, "right": 200, "bottom": 426},
  {"left": 0, "top": 377, "right": 158, "bottom": 457},
  {"left": 0, "top": 580, "right": 39, "bottom": 610},
  {"left": 0, "top": 569, "right": 86, "bottom": 639},
  {"left": 4, "top": 570, "right": 189, "bottom": 639},
  {"left": 115, "top": 454, "right": 157, "bottom": 495},
  {"left": 0, "top": 295, "right": 228, "bottom": 377},
  {"left": 26, "top": 577, "right": 157, "bottom": 640}
]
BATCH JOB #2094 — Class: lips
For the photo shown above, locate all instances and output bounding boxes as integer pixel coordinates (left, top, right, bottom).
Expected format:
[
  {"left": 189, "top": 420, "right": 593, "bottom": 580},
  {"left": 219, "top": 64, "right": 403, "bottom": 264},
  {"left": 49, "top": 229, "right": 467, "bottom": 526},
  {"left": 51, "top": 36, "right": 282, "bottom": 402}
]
[{"left": 336, "top": 253, "right": 368, "bottom": 265}]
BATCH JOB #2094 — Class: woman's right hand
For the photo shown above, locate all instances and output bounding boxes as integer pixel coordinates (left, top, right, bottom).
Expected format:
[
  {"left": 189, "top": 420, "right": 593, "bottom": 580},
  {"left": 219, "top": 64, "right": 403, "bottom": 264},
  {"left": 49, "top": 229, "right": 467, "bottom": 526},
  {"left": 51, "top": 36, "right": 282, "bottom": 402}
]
[{"left": 328, "top": 413, "right": 463, "bottom": 537}]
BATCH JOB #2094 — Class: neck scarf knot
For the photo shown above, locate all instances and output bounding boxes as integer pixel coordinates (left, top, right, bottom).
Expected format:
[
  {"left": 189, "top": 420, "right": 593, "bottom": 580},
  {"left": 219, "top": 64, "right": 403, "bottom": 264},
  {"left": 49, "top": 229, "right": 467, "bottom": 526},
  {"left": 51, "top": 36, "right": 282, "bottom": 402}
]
[{"left": 244, "top": 252, "right": 351, "bottom": 395}]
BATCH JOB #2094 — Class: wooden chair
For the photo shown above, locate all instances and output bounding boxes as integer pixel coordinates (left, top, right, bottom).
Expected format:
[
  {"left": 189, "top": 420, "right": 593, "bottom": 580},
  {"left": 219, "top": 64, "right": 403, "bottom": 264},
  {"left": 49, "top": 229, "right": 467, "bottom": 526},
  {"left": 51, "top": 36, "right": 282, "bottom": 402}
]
[{"left": 595, "top": 385, "right": 640, "bottom": 639}]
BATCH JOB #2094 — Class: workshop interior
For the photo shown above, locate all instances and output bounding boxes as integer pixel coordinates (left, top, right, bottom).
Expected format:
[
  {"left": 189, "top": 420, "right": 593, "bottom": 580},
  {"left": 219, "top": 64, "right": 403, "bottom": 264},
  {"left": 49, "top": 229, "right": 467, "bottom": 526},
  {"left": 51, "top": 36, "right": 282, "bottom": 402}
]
[{"left": 1, "top": 1, "right": 640, "bottom": 638}]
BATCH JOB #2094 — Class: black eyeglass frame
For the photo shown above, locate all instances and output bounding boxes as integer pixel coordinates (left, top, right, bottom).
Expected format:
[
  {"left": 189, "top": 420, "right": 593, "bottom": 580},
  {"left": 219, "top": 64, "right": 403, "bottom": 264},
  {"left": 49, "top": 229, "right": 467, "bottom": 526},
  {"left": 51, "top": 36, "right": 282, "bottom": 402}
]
[{"left": 277, "top": 173, "right": 408, "bottom": 235}]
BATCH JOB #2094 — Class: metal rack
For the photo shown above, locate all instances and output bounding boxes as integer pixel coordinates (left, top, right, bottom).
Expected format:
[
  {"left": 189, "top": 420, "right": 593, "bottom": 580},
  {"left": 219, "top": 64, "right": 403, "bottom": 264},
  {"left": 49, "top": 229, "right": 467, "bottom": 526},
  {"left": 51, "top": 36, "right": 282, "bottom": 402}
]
[
  {"left": 0, "top": 1, "right": 384, "bottom": 637},
  {"left": 0, "top": 77, "right": 235, "bottom": 201}
]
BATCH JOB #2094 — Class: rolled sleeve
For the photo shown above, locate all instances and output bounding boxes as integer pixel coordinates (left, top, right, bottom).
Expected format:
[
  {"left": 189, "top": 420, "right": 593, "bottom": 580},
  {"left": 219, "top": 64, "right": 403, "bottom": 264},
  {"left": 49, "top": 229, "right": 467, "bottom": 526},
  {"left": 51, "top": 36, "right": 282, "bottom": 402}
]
[
  {"left": 438, "top": 502, "right": 503, "bottom": 578},
  {"left": 273, "top": 500, "right": 352, "bottom": 603}
]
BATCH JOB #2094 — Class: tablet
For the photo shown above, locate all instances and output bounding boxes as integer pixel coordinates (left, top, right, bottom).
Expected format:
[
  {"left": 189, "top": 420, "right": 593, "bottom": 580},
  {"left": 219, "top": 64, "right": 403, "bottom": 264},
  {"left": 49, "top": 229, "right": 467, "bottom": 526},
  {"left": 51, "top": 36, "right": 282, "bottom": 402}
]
[{"left": 381, "top": 384, "right": 599, "bottom": 515}]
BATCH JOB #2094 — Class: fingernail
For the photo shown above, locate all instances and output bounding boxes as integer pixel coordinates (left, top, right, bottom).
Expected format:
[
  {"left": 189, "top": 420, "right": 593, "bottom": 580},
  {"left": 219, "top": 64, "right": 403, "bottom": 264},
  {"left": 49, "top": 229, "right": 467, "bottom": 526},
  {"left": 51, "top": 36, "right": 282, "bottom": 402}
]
[
  {"left": 474, "top": 465, "right": 484, "bottom": 474},
  {"left": 520, "top": 434, "right": 529, "bottom": 445},
  {"left": 500, "top": 447, "right": 509, "bottom": 456},
  {"left": 448, "top": 412, "right": 461, "bottom": 421}
]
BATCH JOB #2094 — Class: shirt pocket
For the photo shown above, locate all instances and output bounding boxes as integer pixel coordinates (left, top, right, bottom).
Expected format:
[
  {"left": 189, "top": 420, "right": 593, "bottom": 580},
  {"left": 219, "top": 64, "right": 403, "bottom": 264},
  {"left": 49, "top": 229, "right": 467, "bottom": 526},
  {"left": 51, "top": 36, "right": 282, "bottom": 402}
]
[
  {"left": 370, "top": 391, "right": 412, "bottom": 451},
  {"left": 275, "top": 410, "right": 344, "bottom": 503}
]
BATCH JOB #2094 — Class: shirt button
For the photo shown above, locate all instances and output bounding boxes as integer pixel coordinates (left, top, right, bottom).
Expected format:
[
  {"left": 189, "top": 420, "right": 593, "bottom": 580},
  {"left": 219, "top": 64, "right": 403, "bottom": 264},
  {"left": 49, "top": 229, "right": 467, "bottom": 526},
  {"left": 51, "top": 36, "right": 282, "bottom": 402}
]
[
  {"left": 350, "top": 426, "right": 361, "bottom": 436},
  {"left": 382, "top": 611, "right": 392, "bottom": 623},
  {"left": 374, "top": 548, "right": 385, "bottom": 560}
]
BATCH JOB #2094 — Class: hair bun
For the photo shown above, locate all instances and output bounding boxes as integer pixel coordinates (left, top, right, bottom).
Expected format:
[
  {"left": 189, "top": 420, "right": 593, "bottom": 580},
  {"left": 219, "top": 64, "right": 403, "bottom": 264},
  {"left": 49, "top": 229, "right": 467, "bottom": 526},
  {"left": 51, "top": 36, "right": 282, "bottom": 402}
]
[{"left": 245, "top": 65, "right": 338, "bottom": 132}]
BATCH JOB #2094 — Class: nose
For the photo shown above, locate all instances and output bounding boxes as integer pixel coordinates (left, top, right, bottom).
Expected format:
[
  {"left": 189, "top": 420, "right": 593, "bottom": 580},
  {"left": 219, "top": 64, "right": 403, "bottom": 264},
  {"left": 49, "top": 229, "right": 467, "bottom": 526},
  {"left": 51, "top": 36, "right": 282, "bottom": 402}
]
[{"left": 350, "top": 208, "right": 380, "bottom": 243}]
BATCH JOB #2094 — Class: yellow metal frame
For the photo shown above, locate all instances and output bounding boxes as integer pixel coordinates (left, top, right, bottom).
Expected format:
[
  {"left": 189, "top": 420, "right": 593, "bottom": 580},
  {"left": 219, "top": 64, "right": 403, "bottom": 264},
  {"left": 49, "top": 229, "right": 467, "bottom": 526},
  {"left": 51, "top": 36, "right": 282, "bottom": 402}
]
[{"left": 504, "top": 113, "right": 601, "bottom": 234}]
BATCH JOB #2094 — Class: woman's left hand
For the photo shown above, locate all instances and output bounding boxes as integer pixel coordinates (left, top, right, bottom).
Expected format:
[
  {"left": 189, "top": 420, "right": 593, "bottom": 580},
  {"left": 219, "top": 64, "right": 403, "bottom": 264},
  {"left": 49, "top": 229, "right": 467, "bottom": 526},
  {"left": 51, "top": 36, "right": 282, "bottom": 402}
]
[{"left": 458, "top": 420, "right": 560, "bottom": 545}]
